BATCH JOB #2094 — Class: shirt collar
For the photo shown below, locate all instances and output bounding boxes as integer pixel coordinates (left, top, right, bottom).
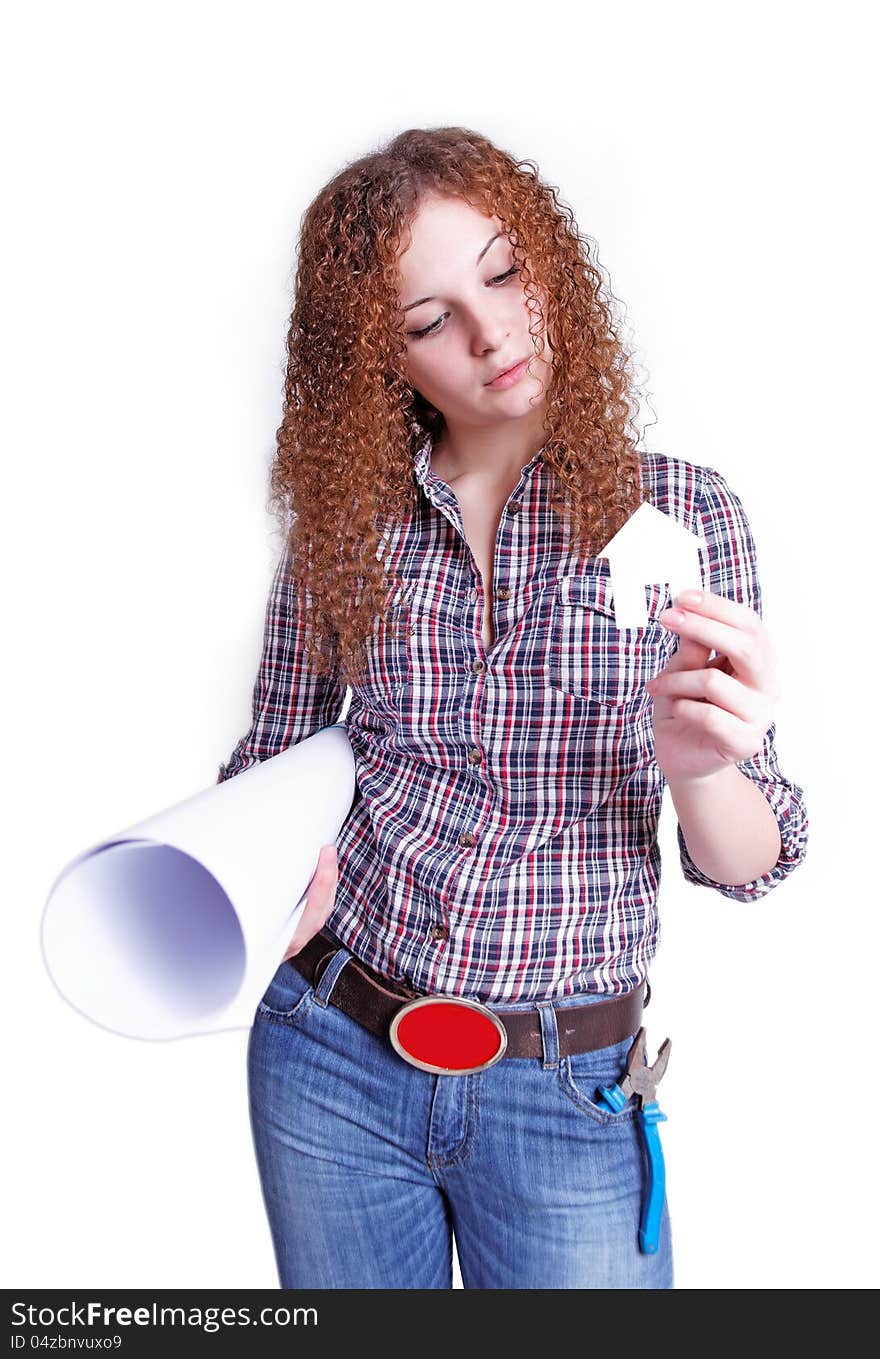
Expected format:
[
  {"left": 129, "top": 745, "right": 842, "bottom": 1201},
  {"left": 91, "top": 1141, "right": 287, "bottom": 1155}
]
[{"left": 411, "top": 429, "right": 545, "bottom": 491}]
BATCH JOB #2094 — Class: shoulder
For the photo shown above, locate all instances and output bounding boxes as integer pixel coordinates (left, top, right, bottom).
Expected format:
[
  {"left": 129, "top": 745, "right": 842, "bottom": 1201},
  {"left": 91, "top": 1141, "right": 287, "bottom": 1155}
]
[
  {"left": 638, "top": 450, "right": 736, "bottom": 532},
  {"left": 639, "top": 451, "right": 763, "bottom": 600}
]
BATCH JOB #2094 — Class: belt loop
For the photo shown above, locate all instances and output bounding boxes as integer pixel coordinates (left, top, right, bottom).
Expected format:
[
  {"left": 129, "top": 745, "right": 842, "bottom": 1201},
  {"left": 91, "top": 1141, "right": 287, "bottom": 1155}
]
[
  {"left": 312, "top": 947, "right": 353, "bottom": 1008},
  {"left": 536, "top": 1000, "right": 560, "bottom": 1069}
]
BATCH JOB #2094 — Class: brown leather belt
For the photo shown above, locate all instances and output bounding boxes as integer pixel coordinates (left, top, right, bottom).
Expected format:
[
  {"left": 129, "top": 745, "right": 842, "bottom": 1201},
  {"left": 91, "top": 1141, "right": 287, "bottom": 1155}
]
[{"left": 288, "top": 932, "right": 646, "bottom": 1070}]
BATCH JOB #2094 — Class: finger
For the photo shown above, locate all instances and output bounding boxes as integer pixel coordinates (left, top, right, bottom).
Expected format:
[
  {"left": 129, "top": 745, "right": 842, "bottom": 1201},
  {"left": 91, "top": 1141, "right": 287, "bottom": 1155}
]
[
  {"left": 659, "top": 607, "right": 765, "bottom": 684},
  {"left": 305, "top": 845, "right": 339, "bottom": 909},
  {"left": 284, "top": 892, "right": 338, "bottom": 959},
  {"left": 284, "top": 846, "right": 339, "bottom": 959},
  {"left": 294, "top": 888, "right": 336, "bottom": 939},
  {"left": 672, "top": 588, "right": 759, "bottom": 632},
  {"left": 646, "top": 667, "right": 769, "bottom": 725},
  {"left": 663, "top": 633, "right": 712, "bottom": 672},
  {"left": 653, "top": 696, "right": 769, "bottom": 761},
  {"left": 315, "top": 843, "right": 338, "bottom": 876}
]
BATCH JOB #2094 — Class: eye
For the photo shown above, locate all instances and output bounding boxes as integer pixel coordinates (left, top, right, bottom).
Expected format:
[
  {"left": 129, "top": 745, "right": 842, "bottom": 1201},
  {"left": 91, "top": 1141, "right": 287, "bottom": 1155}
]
[
  {"left": 406, "top": 266, "right": 520, "bottom": 340},
  {"left": 489, "top": 265, "right": 519, "bottom": 286},
  {"left": 408, "top": 314, "right": 448, "bottom": 340}
]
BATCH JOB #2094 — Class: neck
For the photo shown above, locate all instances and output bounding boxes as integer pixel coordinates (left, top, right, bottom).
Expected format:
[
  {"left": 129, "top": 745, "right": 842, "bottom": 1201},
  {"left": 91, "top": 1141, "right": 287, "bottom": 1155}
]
[{"left": 433, "top": 407, "right": 549, "bottom": 485}]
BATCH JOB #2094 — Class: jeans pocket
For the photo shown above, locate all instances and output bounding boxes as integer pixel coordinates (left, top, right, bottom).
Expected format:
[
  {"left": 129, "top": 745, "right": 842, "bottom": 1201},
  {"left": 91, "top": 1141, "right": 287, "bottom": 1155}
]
[
  {"left": 557, "top": 1033, "right": 642, "bottom": 1125},
  {"left": 255, "top": 959, "right": 317, "bottom": 1028}
]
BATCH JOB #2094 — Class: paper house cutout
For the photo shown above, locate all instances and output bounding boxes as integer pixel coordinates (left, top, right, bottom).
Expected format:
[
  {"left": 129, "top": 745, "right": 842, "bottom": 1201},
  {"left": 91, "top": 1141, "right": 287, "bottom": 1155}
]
[{"left": 597, "top": 501, "right": 707, "bottom": 629}]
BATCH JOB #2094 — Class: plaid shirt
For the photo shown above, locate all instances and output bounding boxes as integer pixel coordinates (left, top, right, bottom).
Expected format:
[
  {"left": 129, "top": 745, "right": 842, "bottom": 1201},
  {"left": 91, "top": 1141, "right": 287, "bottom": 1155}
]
[{"left": 218, "top": 435, "right": 808, "bottom": 1002}]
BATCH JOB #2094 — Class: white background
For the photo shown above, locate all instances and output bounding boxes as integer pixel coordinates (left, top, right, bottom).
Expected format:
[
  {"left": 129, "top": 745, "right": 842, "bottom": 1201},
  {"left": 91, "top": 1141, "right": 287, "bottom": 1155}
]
[{"left": 4, "top": 0, "right": 877, "bottom": 1290}]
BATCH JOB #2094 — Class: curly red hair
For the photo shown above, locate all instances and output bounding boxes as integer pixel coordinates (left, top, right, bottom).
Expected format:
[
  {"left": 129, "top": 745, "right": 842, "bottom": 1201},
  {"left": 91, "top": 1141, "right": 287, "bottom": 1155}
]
[{"left": 267, "top": 125, "right": 648, "bottom": 686}]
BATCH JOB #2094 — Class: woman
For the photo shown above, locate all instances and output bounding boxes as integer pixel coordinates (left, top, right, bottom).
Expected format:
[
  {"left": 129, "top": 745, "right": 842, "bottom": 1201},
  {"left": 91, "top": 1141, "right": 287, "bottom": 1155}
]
[{"left": 218, "top": 126, "right": 809, "bottom": 1289}]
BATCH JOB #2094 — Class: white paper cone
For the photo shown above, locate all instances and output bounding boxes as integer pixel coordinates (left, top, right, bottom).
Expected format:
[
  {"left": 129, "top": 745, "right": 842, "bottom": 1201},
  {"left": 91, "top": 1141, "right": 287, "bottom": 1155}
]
[{"left": 40, "top": 722, "right": 356, "bottom": 1041}]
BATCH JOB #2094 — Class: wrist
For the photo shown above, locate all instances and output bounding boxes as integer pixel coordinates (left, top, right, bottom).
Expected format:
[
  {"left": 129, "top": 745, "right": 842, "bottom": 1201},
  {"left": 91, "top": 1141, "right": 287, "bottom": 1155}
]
[{"left": 664, "top": 763, "right": 735, "bottom": 793}]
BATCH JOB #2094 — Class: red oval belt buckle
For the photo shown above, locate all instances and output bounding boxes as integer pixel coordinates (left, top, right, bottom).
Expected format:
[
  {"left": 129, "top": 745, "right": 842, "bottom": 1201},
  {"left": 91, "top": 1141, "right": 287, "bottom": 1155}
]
[{"left": 389, "top": 995, "right": 508, "bottom": 1075}]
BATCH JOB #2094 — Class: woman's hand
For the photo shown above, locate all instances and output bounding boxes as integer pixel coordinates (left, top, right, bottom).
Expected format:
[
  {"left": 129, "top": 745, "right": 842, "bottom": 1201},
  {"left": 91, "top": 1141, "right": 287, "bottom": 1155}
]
[
  {"left": 644, "top": 588, "right": 780, "bottom": 784},
  {"left": 282, "top": 843, "right": 339, "bottom": 963}
]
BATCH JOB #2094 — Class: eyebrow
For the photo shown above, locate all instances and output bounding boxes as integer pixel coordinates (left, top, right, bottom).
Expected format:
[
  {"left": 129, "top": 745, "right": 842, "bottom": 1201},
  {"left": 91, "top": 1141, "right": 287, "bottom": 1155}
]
[{"left": 401, "top": 231, "right": 504, "bottom": 312}]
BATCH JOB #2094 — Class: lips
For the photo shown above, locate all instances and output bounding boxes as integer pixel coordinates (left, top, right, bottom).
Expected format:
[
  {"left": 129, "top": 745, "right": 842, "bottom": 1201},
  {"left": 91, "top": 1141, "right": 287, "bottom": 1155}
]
[{"left": 486, "top": 357, "right": 529, "bottom": 385}]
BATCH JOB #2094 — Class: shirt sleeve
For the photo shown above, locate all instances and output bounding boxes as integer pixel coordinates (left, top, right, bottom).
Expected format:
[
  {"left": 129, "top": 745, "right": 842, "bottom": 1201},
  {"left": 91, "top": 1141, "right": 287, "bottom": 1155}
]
[
  {"left": 216, "top": 547, "right": 348, "bottom": 783},
  {"left": 675, "top": 466, "right": 809, "bottom": 900}
]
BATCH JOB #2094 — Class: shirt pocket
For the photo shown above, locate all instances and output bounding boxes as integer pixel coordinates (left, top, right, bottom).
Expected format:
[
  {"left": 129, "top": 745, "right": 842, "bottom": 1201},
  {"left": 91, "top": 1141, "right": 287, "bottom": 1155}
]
[
  {"left": 547, "top": 573, "right": 671, "bottom": 706},
  {"left": 348, "top": 578, "right": 414, "bottom": 714}
]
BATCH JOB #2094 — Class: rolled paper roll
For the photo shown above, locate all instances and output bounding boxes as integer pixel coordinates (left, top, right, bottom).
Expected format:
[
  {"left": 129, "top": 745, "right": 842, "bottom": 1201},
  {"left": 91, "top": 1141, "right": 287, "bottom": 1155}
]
[{"left": 40, "top": 722, "right": 356, "bottom": 1041}]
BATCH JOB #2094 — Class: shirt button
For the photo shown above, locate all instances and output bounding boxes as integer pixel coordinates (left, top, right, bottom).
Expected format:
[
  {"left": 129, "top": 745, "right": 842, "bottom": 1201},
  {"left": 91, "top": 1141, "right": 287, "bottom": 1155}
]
[
  {"left": 459, "top": 831, "right": 476, "bottom": 848},
  {"left": 430, "top": 923, "right": 448, "bottom": 941},
  {"left": 468, "top": 587, "right": 479, "bottom": 603},
  {"left": 496, "top": 586, "right": 511, "bottom": 600},
  {"left": 508, "top": 501, "right": 522, "bottom": 514},
  {"left": 467, "top": 747, "right": 482, "bottom": 765},
  {"left": 472, "top": 658, "right": 485, "bottom": 673}
]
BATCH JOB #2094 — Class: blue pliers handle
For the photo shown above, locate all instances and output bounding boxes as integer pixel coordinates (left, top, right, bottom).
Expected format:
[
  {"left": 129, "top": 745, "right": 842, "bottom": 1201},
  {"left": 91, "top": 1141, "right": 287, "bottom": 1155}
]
[{"left": 598, "top": 1026, "right": 671, "bottom": 1255}]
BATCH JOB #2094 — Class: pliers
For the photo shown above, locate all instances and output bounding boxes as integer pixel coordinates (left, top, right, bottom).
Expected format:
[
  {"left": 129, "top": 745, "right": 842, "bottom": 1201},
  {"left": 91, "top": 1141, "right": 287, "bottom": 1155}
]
[{"left": 597, "top": 1026, "right": 671, "bottom": 1255}]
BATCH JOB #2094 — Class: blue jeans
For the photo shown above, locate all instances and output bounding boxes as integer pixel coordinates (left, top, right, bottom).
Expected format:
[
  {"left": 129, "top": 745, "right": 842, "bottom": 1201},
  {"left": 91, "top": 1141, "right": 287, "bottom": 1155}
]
[{"left": 246, "top": 942, "right": 674, "bottom": 1289}]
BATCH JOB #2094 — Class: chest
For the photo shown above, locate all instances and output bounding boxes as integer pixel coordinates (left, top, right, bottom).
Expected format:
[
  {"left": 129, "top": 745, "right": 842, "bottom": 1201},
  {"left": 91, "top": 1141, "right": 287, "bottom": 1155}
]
[{"left": 454, "top": 485, "right": 515, "bottom": 651}]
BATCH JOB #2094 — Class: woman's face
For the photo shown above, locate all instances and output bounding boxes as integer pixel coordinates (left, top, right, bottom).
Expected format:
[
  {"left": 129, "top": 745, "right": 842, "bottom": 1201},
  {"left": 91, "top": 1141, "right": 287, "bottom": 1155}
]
[{"left": 396, "top": 194, "right": 553, "bottom": 428}]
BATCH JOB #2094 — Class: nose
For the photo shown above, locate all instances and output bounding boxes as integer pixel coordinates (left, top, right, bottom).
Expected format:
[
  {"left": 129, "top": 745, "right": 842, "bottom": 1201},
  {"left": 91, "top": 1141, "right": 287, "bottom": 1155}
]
[{"left": 469, "top": 306, "right": 509, "bottom": 354}]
